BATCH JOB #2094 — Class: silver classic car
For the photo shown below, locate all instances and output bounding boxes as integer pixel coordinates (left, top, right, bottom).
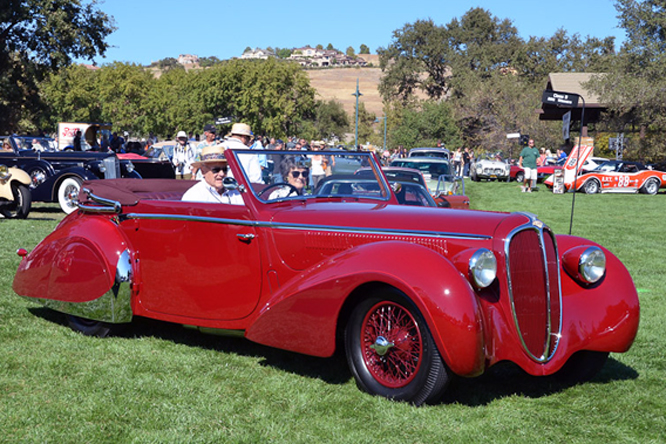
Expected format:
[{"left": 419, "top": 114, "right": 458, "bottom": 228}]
[{"left": 470, "top": 153, "right": 510, "bottom": 181}]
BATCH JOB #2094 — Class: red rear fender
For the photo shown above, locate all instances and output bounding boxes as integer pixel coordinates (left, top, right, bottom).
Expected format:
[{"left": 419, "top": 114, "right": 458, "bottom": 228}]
[{"left": 13, "top": 215, "right": 130, "bottom": 305}]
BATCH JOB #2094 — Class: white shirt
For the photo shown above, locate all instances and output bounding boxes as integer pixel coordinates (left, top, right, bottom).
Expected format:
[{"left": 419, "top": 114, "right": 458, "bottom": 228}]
[
  {"left": 172, "top": 142, "right": 196, "bottom": 175},
  {"left": 222, "top": 137, "right": 264, "bottom": 183},
  {"left": 181, "top": 180, "right": 244, "bottom": 205}
]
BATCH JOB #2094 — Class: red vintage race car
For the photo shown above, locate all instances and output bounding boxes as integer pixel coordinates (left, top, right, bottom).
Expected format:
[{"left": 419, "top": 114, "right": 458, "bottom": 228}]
[
  {"left": 13, "top": 149, "right": 639, "bottom": 405},
  {"left": 574, "top": 160, "right": 665, "bottom": 194},
  {"left": 544, "top": 140, "right": 665, "bottom": 194}
]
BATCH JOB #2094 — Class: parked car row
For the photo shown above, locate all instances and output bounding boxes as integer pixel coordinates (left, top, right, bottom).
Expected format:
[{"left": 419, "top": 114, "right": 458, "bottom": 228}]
[{"left": 1, "top": 135, "right": 174, "bottom": 213}]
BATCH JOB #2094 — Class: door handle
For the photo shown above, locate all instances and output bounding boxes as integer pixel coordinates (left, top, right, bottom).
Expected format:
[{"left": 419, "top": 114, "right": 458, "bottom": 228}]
[{"left": 237, "top": 233, "right": 255, "bottom": 242}]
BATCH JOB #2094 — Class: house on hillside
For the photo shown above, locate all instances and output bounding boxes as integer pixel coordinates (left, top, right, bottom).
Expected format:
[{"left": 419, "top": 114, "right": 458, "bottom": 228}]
[
  {"left": 290, "top": 46, "right": 324, "bottom": 58},
  {"left": 241, "top": 48, "right": 275, "bottom": 59},
  {"left": 178, "top": 54, "right": 200, "bottom": 66},
  {"left": 290, "top": 46, "right": 367, "bottom": 68}
]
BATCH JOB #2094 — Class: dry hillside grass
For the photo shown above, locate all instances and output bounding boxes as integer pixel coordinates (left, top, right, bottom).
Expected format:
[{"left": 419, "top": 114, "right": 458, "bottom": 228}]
[{"left": 307, "top": 67, "right": 384, "bottom": 117}]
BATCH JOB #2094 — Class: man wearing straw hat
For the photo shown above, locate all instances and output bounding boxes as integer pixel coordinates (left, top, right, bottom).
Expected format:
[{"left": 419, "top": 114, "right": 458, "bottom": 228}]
[
  {"left": 181, "top": 145, "right": 244, "bottom": 204},
  {"left": 222, "top": 122, "right": 263, "bottom": 183}
]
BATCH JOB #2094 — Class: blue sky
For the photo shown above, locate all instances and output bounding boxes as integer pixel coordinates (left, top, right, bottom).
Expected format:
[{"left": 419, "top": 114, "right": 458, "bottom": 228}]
[{"left": 87, "top": 0, "right": 625, "bottom": 65}]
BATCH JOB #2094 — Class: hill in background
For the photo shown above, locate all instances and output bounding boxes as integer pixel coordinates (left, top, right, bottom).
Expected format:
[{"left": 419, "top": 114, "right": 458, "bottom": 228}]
[{"left": 307, "top": 66, "right": 384, "bottom": 118}]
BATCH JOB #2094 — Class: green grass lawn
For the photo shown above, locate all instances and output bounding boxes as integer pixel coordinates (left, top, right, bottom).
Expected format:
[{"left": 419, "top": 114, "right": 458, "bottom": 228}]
[{"left": 1, "top": 184, "right": 665, "bottom": 444}]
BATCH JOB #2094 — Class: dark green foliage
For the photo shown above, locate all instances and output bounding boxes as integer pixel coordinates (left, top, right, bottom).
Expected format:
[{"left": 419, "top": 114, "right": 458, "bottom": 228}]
[
  {"left": 585, "top": 0, "right": 666, "bottom": 162},
  {"left": 152, "top": 57, "right": 182, "bottom": 71},
  {"left": 0, "top": 0, "right": 114, "bottom": 133},
  {"left": 40, "top": 58, "right": 317, "bottom": 139},
  {"left": 378, "top": 19, "right": 452, "bottom": 102},
  {"left": 388, "top": 100, "right": 461, "bottom": 149},
  {"left": 314, "top": 100, "right": 349, "bottom": 140}
]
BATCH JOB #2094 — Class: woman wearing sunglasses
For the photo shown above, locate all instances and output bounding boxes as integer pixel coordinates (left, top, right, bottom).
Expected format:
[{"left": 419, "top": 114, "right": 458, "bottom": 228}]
[{"left": 267, "top": 156, "right": 310, "bottom": 199}]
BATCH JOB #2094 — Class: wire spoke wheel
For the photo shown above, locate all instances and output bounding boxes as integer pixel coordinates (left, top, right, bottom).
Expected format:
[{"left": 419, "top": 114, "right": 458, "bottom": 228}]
[
  {"left": 345, "top": 289, "right": 450, "bottom": 405},
  {"left": 361, "top": 301, "right": 423, "bottom": 388}
]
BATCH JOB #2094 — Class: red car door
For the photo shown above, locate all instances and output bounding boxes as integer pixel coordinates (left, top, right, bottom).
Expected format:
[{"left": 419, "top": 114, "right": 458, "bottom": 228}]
[{"left": 129, "top": 202, "right": 263, "bottom": 321}]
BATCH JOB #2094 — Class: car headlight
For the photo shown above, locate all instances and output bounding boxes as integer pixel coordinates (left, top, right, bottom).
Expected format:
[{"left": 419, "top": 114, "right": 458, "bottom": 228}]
[
  {"left": 562, "top": 246, "right": 606, "bottom": 284},
  {"left": 469, "top": 248, "right": 497, "bottom": 289},
  {"left": 86, "top": 160, "right": 105, "bottom": 173}
]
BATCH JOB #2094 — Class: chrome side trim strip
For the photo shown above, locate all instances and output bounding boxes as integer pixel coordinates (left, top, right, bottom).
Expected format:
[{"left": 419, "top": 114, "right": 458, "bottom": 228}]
[
  {"left": 123, "top": 212, "right": 492, "bottom": 241},
  {"left": 30, "top": 249, "right": 133, "bottom": 323}
]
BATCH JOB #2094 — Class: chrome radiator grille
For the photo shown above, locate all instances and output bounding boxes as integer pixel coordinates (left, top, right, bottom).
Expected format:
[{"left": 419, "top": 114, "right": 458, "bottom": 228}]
[
  {"left": 506, "top": 225, "right": 562, "bottom": 362},
  {"left": 483, "top": 167, "right": 505, "bottom": 175},
  {"left": 102, "top": 157, "right": 120, "bottom": 179}
]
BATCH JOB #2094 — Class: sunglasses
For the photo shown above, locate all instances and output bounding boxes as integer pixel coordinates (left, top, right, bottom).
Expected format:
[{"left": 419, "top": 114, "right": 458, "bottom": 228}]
[
  {"left": 209, "top": 166, "right": 226, "bottom": 174},
  {"left": 290, "top": 170, "right": 308, "bottom": 179}
]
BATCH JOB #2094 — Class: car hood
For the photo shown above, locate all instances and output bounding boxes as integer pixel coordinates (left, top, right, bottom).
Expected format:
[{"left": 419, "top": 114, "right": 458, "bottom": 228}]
[
  {"left": 18, "top": 150, "right": 116, "bottom": 161},
  {"left": 269, "top": 201, "right": 524, "bottom": 239}
]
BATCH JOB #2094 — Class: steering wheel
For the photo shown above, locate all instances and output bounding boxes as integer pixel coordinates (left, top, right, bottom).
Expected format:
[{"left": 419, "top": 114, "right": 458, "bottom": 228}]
[{"left": 257, "top": 182, "right": 300, "bottom": 198}]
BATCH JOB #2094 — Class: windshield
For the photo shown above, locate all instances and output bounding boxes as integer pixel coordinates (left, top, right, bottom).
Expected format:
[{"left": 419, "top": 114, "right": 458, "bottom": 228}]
[
  {"left": 389, "top": 159, "right": 450, "bottom": 178},
  {"left": 11, "top": 136, "right": 57, "bottom": 152},
  {"left": 230, "top": 150, "right": 390, "bottom": 203},
  {"left": 408, "top": 149, "right": 450, "bottom": 160}
]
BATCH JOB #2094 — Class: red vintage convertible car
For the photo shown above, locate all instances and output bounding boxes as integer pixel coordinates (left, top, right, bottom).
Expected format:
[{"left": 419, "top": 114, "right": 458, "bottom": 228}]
[{"left": 13, "top": 150, "right": 639, "bottom": 405}]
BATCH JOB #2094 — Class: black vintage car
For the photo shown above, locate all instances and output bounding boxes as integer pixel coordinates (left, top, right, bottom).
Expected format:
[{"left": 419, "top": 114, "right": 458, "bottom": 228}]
[{"left": 0, "top": 135, "right": 142, "bottom": 213}]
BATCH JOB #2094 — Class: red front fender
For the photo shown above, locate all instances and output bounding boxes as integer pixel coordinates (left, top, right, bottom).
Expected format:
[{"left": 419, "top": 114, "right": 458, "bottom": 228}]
[{"left": 245, "top": 241, "right": 486, "bottom": 376}]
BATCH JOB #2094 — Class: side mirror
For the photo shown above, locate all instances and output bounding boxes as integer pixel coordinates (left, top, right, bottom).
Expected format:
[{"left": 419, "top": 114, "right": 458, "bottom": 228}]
[{"left": 223, "top": 176, "right": 239, "bottom": 191}]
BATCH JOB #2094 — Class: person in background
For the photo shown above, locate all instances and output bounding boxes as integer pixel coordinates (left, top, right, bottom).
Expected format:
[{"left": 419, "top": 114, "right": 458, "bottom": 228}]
[
  {"left": 221, "top": 123, "right": 263, "bottom": 183},
  {"left": 250, "top": 134, "right": 268, "bottom": 181},
  {"left": 192, "top": 124, "right": 218, "bottom": 179},
  {"left": 267, "top": 139, "right": 285, "bottom": 183},
  {"left": 545, "top": 149, "right": 555, "bottom": 164},
  {"left": 309, "top": 141, "right": 327, "bottom": 188},
  {"left": 519, "top": 139, "right": 539, "bottom": 193},
  {"left": 73, "top": 130, "right": 82, "bottom": 151},
  {"left": 172, "top": 130, "right": 196, "bottom": 179},
  {"left": 536, "top": 148, "right": 547, "bottom": 166},
  {"left": 2, "top": 141, "right": 12, "bottom": 151},
  {"left": 452, "top": 148, "right": 462, "bottom": 176},
  {"left": 462, "top": 147, "right": 472, "bottom": 177}
]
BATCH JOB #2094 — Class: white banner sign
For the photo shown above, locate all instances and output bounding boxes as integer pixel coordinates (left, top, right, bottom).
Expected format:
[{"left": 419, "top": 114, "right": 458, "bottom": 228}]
[{"left": 562, "top": 111, "right": 571, "bottom": 140}]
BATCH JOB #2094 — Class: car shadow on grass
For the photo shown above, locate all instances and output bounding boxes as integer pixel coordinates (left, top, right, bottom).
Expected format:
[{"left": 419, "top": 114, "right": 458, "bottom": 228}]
[
  {"left": 28, "top": 307, "right": 638, "bottom": 404},
  {"left": 440, "top": 358, "right": 639, "bottom": 406},
  {"left": 28, "top": 307, "right": 351, "bottom": 386}
]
